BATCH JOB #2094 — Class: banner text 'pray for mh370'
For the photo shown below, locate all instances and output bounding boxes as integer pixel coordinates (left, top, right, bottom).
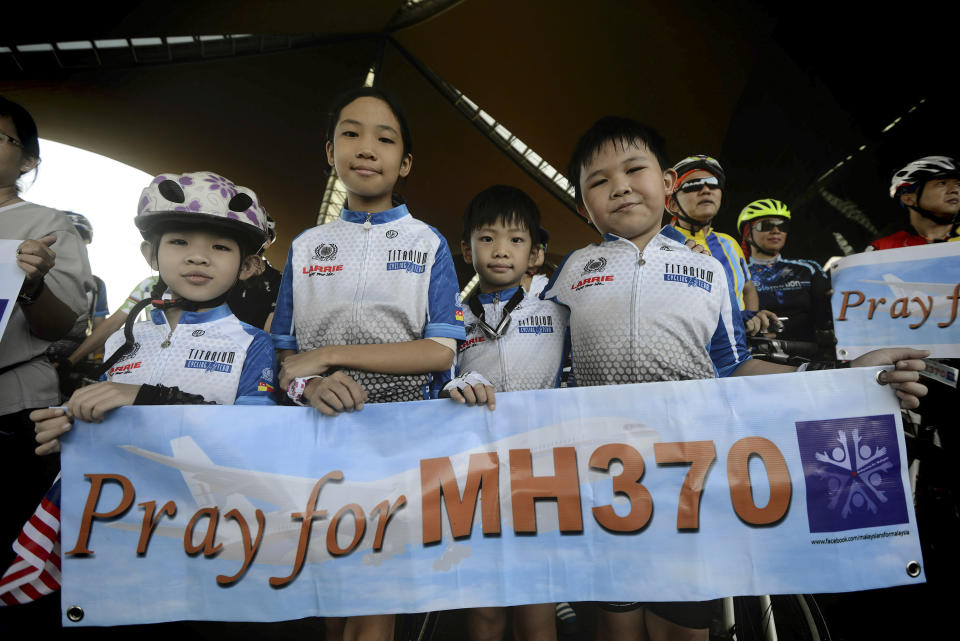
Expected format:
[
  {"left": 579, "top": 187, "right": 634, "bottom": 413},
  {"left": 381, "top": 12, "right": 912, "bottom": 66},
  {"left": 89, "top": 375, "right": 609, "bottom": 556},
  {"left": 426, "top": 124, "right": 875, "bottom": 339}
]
[{"left": 60, "top": 368, "right": 923, "bottom": 626}]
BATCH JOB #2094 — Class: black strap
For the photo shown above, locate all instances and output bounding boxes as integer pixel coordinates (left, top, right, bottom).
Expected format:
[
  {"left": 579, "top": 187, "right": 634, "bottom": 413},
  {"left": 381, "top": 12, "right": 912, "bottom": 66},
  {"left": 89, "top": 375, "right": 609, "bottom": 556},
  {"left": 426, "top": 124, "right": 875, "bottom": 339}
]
[{"left": 468, "top": 288, "right": 524, "bottom": 339}]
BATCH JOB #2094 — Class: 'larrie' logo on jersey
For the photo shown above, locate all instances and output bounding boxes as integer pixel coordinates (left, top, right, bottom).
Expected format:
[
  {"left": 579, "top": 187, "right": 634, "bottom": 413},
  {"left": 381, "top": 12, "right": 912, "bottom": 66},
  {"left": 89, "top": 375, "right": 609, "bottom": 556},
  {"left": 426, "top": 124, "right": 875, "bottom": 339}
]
[
  {"left": 386, "top": 248, "right": 427, "bottom": 274},
  {"left": 184, "top": 347, "right": 236, "bottom": 374},
  {"left": 571, "top": 275, "right": 614, "bottom": 291},
  {"left": 663, "top": 264, "right": 714, "bottom": 292},
  {"left": 303, "top": 263, "right": 344, "bottom": 277},
  {"left": 517, "top": 314, "right": 554, "bottom": 335}
]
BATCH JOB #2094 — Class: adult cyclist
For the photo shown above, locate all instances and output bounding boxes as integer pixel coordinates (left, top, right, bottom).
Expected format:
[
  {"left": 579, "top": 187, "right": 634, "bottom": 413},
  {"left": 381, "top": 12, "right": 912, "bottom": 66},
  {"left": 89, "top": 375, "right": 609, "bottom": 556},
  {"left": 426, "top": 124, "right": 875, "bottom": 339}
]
[
  {"left": 666, "top": 154, "right": 775, "bottom": 334},
  {"left": 736, "top": 199, "right": 832, "bottom": 347},
  {"left": 870, "top": 155, "right": 960, "bottom": 250}
]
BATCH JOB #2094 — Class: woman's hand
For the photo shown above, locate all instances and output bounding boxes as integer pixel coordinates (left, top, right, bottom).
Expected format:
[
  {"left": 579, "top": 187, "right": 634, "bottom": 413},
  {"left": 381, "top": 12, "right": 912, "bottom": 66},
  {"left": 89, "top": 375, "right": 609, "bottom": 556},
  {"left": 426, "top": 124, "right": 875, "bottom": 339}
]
[
  {"left": 302, "top": 372, "right": 368, "bottom": 416},
  {"left": 279, "top": 348, "right": 336, "bottom": 389},
  {"left": 67, "top": 382, "right": 142, "bottom": 422},
  {"left": 16, "top": 235, "right": 56, "bottom": 285},
  {"left": 31, "top": 407, "right": 73, "bottom": 456}
]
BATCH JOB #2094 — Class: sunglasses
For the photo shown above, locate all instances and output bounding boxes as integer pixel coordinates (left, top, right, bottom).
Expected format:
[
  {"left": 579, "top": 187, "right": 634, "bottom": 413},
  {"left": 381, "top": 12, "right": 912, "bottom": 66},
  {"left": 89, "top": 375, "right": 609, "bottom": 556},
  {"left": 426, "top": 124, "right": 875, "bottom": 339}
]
[
  {"left": 754, "top": 220, "right": 789, "bottom": 233},
  {"left": 678, "top": 176, "right": 721, "bottom": 193}
]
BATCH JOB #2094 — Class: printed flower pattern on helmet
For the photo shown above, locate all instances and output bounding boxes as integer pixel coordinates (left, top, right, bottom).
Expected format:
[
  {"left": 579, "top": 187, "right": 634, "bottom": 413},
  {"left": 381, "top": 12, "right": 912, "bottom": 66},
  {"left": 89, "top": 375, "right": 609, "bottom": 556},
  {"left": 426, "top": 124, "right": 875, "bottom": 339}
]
[
  {"left": 204, "top": 173, "right": 238, "bottom": 199},
  {"left": 134, "top": 172, "right": 270, "bottom": 251}
]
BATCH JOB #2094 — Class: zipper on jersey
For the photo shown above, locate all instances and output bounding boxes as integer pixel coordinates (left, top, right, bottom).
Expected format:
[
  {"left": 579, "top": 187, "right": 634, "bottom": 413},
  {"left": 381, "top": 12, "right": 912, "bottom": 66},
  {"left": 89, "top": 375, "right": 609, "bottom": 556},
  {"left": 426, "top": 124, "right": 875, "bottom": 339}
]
[
  {"left": 631, "top": 246, "right": 646, "bottom": 365},
  {"left": 493, "top": 292, "right": 509, "bottom": 389},
  {"left": 352, "top": 213, "right": 374, "bottom": 332}
]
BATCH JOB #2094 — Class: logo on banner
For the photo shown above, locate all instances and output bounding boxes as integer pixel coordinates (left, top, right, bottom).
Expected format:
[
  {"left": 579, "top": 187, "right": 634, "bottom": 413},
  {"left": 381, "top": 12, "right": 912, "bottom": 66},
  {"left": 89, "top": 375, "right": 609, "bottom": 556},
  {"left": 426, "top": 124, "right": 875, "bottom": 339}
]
[{"left": 796, "top": 414, "right": 909, "bottom": 533}]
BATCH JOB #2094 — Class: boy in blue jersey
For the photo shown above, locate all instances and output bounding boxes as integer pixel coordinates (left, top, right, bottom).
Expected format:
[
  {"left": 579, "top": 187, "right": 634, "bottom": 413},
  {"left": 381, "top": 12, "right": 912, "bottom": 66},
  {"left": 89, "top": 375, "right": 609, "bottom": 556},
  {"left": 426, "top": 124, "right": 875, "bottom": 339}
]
[
  {"left": 546, "top": 116, "right": 929, "bottom": 641},
  {"left": 441, "top": 184, "right": 565, "bottom": 641}
]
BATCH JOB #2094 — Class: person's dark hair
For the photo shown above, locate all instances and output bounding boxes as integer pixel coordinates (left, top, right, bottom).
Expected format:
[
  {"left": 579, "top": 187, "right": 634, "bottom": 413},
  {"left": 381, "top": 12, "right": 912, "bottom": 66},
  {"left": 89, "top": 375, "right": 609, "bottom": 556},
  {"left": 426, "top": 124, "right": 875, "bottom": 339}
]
[
  {"left": 325, "top": 87, "right": 413, "bottom": 158},
  {"left": 0, "top": 96, "right": 41, "bottom": 190},
  {"left": 462, "top": 185, "right": 541, "bottom": 244},
  {"left": 566, "top": 116, "right": 668, "bottom": 207}
]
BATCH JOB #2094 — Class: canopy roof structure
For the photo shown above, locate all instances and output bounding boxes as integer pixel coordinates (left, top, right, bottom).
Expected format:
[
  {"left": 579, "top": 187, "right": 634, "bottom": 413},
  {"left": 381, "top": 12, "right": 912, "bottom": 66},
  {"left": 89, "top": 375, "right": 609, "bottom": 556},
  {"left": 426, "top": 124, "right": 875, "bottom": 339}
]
[{"left": 2, "top": 1, "right": 955, "bottom": 276}]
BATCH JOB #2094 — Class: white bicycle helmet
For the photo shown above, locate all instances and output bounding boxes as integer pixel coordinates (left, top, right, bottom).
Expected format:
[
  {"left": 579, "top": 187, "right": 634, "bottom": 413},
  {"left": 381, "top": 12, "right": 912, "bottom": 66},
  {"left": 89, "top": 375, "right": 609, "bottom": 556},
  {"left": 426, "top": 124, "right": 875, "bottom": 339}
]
[
  {"left": 889, "top": 156, "right": 959, "bottom": 198},
  {"left": 136, "top": 171, "right": 269, "bottom": 253}
]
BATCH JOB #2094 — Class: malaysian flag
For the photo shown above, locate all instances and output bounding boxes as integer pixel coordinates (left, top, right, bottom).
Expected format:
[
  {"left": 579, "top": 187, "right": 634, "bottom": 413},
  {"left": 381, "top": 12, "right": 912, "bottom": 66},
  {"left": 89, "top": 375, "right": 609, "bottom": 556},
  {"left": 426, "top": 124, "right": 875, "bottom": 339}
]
[{"left": 0, "top": 475, "right": 61, "bottom": 605}]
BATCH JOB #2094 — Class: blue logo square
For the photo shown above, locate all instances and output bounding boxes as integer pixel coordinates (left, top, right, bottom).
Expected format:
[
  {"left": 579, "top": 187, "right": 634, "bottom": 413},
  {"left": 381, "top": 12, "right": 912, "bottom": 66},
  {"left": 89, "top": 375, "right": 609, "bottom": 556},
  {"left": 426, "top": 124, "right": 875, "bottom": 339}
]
[{"left": 795, "top": 414, "right": 909, "bottom": 533}]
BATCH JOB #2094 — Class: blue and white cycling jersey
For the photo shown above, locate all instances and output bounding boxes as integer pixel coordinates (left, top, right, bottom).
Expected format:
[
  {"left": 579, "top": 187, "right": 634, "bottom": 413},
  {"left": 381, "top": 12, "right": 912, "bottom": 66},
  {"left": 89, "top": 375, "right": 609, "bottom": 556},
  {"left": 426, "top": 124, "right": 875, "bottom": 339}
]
[
  {"left": 541, "top": 225, "right": 750, "bottom": 386},
  {"left": 103, "top": 304, "right": 276, "bottom": 405},
  {"left": 457, "top": 286, "right": 570, "bottom": 392},
  {"left": 272, "top": 204, "right": 465, "bottom": 403}
]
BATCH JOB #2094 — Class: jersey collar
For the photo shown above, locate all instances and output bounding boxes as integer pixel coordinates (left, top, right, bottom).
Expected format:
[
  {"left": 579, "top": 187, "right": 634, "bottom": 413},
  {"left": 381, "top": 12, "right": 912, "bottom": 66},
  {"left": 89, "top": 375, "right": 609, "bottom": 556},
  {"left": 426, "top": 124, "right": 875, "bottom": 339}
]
[
  {"left": 475, "top": 285, "right": 522, "bottom": 305},
  {"left": 601, "top": 225, "right": 687, "bottom": 246},
  {"left": 748, "top": 254, "right": 780, "bottom": 266},
  {"left": 151, "top": 303, "right": 233, "bottom": 326},
  {"left": 340, "top": 204, "right": 409, "bottom": 225}
]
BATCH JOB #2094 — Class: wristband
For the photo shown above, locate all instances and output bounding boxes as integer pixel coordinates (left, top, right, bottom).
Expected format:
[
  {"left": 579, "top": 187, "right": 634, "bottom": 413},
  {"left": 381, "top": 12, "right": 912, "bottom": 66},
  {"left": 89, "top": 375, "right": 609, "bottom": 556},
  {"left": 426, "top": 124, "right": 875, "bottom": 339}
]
[
  {"left": 442, "top": 371, "right": 493, "bottom": 394},
  {"left": 287, "top": 375, "right": 322, "bottom": 406}
]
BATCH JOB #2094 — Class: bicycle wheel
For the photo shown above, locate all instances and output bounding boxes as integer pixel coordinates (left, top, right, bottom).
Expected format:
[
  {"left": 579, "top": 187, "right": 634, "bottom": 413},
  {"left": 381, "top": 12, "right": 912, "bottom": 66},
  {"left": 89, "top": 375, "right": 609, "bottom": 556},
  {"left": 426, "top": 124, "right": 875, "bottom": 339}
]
[{"left": 728, "top": 595, "right": 830, "bottom": 641}]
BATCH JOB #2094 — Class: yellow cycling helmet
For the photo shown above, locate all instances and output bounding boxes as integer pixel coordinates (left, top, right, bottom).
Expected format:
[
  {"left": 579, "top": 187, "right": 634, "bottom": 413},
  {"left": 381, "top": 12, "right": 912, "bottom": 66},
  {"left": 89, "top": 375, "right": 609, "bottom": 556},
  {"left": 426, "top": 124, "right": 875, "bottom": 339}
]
[{"left": 737, "top": 198, "right": 791, "bottom": 236}]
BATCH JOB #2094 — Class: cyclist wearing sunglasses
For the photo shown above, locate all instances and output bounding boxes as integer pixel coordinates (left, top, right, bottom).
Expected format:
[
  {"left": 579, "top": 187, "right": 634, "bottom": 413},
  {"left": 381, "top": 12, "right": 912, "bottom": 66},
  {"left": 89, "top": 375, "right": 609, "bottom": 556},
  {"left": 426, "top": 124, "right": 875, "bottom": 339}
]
[
  {"left": 666, "top": 155, "right": 775, "bottom": 334},
  {"left": 869, "top": 155, "right": 960, "bottom": 250},
  {"left": 737, "top": 199, "right": 832, "bottom": 344}
]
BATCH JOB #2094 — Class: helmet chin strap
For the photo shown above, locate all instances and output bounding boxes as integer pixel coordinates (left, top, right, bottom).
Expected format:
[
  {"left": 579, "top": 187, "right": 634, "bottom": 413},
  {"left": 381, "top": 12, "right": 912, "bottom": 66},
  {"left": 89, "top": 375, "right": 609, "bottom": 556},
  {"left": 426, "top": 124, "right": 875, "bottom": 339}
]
[
  {"left": 906, "top": 183, "right": 959, "bottom": 226},
  {"left": 671, "top": 198, "right": 710, "bottom": 233}
]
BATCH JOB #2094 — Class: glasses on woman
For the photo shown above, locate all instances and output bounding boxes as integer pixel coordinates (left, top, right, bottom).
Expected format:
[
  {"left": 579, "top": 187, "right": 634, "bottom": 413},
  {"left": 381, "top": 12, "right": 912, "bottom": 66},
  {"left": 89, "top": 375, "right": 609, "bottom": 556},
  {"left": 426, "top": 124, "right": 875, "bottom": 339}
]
[
  {"left": 0, "top": 131, "right": 24, "bottom": 149},
  {"left": 754, "top": 220, "right": 789, "bottom": 233}
]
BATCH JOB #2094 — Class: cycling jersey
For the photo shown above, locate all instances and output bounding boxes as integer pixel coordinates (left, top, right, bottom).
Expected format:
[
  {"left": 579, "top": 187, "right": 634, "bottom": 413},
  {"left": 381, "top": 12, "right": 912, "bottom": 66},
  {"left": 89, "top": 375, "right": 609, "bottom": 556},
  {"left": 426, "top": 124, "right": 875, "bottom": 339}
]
[
  {"left": 272, "top": 204, "right": 465, "bottom": 403},
  {"left": 671, "top": 225, "right": 751, "bottom": 309},
  {"left": 868, "top": 227, "right": 960, "bottom": 251},
  {"left": 103, "top": 304, "right": 276, "bottom": 405},
  {"left": 748, "top": 256, "right": 831, "bottom": 342},
  {"left": 541, "top": 226, "right": 750, "bottom": 386},
  {"left": 457, "top": 286, "right": 570, "bottom": 391}
]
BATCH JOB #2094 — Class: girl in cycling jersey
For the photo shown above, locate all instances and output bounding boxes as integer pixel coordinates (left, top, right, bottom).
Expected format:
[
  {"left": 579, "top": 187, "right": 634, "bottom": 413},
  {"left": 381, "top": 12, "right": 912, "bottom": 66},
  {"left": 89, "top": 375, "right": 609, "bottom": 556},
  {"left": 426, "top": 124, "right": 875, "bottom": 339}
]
[{"left": 271, "top": 87, "right": 464, "bottom": 641}]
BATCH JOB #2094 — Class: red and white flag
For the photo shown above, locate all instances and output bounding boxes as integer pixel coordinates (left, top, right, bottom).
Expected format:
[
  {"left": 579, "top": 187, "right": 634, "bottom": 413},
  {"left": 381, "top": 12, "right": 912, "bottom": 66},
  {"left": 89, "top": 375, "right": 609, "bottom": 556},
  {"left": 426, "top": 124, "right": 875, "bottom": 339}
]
[{"left": 0, "top": 474, "right": 61, "bottom": 605}]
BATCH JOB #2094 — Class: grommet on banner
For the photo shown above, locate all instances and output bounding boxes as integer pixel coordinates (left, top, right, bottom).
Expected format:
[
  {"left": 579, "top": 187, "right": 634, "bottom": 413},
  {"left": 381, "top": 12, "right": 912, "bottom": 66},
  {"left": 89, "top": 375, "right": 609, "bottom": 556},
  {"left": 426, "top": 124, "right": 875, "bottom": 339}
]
[
  {"left": 66, "top": 605, "right": 84, "bottom": 622},
  {"left": 906, "top": 561, "right": 922, "bottom": 577},
  {"left": 875, "top": 369, "right": 887, "bottom": 385},
  {"left": 838, "top": 348, "right": 847, "bottom": 358}
]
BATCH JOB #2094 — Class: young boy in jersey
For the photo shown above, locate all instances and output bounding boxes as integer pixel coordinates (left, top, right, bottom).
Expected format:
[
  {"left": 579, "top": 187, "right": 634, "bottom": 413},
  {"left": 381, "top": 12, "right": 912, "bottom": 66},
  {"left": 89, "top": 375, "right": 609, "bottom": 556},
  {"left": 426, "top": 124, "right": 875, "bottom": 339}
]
[
  {"left": 31, "top": 172, "right": 277, "bottom": 453},
  {"left": 545, "top": 116, "right": 929, "bottom": 641},
  {"left": 441, "top": 184, "right": 566, "bottom": 641}
]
